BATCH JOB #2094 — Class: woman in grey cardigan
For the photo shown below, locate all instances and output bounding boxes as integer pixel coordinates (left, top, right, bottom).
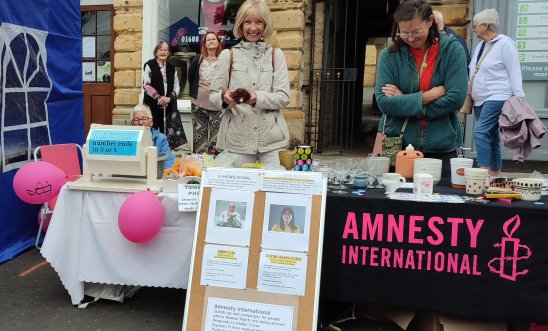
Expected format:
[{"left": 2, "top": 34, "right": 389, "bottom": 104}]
[{"left": 209, "top": 0, "right": 290, "bottom": 167}]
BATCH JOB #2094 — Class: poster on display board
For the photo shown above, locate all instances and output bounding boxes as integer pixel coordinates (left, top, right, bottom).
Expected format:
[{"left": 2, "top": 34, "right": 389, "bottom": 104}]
[
  {"left": 182, "top": 168, "right": 327, "bottom": 331},
  {"left": 516, "top": 1, "right": 548, "bottom": 80}
]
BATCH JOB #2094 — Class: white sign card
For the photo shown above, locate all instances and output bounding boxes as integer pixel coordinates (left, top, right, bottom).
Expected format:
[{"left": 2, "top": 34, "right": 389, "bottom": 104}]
[
  {"left": 82, "top": 36, "right": 95, "bottom": 58},
  {"left": 261, "top": 192, "right": 312, "bottom": 252},
  {"left": 200, "top": 244, "right": 249, "bottom": 290},
  {"left": 257, "top": 250, "right": 308, "bottom": 296},
  {"left": 205, "top": 297, "right": 294, "bottom": 331},
  {"left": 203, "top": 169, "right": 261, "bottom": 191},
  {"left": 178, "top": 183, "right": 200, "bottom": 211},
  {"left": 205, "top": 189, "right": 254, "bottom": 246},
  {"left": 260, "top": 171, "right": 323, "bottom": 195},
  {"left": 97, "top": 61, "right": 111, "bottom": 82},
  {"left": 82, "top": 62, "right": 95, "bottom": 82}
]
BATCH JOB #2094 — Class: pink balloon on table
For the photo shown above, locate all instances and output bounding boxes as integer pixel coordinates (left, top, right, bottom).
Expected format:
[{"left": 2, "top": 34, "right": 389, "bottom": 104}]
[
  {"left": 37, "top": 205, "right": 52, "bottom": 232},
  {"left": 13, "top": 161, "right": 65, "bottom": 204},
  {"left": 118, "top": 190, "right": 164, "bottom": 243}
]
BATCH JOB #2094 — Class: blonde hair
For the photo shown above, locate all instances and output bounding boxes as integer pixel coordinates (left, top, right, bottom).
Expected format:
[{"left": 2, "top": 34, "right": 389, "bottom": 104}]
[{"left": 233, "top": 0, "right": 273, "bottom": 40}]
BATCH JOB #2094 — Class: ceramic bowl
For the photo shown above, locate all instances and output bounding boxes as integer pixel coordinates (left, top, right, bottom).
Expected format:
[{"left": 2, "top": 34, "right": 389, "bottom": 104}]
[
  {"left": 413, "top": 159, "right": 442, "bottom": 185},
  {"left": 514, "top": 178, "right": 544, "bottom": 201}
]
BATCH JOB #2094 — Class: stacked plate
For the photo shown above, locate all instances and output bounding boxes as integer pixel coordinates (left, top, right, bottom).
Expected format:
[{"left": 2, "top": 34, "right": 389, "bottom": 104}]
[{"left": 413, "top": 158, "right": 442, "bottom": 185}]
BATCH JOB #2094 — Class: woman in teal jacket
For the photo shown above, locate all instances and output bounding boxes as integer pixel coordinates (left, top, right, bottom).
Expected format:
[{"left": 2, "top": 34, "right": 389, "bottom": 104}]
[{"left": 375, "top": 0, "right": 468, "bottom": 181}]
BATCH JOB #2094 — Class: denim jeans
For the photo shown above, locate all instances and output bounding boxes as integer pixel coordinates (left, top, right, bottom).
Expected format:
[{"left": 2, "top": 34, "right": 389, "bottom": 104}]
[{"left": 473, "top": 100, "right": 505, "bottom": 171}]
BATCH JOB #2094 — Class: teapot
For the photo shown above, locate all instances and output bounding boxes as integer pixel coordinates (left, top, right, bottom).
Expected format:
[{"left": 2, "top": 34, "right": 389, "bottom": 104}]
[{"left": 395, "top": 144, "right": 423, "bottom": 180}]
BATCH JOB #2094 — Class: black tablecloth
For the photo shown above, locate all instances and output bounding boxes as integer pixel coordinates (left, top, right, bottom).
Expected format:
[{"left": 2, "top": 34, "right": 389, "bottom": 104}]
[{"left": 320, "top": 185, "right": 548, "bottom": 322}]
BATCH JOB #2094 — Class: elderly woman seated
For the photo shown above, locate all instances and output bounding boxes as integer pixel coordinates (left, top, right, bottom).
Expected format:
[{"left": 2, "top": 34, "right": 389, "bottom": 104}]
[{"left": 130, "top": 104, "right": 175, "bottom": 170}]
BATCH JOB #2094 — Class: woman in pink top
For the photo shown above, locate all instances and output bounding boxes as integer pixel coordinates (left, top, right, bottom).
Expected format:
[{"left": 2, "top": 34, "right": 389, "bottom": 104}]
[{"left": 188, "top": 32, "right": 224, "bottom": 154}]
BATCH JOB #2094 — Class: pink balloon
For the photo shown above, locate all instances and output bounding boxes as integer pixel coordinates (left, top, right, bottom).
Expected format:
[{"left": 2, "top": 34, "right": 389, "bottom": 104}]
[
  {"left": 37, "top": 205, "right": 52, "bottom": 232},
  {"left": 13, "top": 161, "right": 65, "bottom": 204},
  {"left": 118, "top": 190, "right": 164, "bottom": 243}
]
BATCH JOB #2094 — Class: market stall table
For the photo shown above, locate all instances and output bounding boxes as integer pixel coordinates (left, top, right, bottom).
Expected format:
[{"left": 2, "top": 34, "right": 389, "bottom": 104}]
[
  {"left": 320, "top": 184, "right": 548, "bottom": 322},
  {"left": 41, "top": 185, "right": 196, "bottom": 305}
]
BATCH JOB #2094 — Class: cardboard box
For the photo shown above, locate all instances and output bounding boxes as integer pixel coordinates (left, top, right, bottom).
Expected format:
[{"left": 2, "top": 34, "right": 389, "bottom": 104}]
[
  {"left": 438, "top": 315, "right": 506, "bottom": 331},
  {"left": 530, "top": 323, "right": 548, "bottom": 331},
  {"left": 354, "top": 305, "right": 507, "bottom": 331}
]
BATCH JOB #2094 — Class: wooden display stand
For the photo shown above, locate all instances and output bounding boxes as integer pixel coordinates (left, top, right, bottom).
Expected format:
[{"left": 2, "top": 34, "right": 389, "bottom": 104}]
[{"left": 182, "top": 168, "right": 327, "bottom": 331}]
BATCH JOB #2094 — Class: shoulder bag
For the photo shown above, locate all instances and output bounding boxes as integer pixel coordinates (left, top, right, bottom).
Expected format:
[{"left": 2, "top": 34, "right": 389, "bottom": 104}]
[
  {"left": 460, "top": 41, "right": 497, "bottom": 114},
  {"left": 372, "top": 117, "right": 409, "bottom": 166}
]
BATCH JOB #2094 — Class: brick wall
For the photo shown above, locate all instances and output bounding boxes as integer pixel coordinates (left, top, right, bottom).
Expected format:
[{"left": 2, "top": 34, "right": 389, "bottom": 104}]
[{"left": 111, "top": 0, "right": 472, "bottom": 140}]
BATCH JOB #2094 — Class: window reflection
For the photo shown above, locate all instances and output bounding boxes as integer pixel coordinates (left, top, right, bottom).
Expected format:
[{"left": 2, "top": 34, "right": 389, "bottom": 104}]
[{"left": 160, "top": 0, "right": 244, "bottom": 54}]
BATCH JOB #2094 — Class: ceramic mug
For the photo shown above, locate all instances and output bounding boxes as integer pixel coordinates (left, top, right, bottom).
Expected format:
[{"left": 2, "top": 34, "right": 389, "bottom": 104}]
[
  {"left": 278, "top": 150, "right": 295, "bottom": 170},
  {"left": 450, "top": 157, "right": 474, "bottom": 188},
  {"left": 413, "top": 172, "right": 433, "bottom": 195},
  {"left": 464, "top": 168, "right": 489, "bottom": 195},
  {"left": 381, "top": 173, "right": 405, "bottom": 194}
]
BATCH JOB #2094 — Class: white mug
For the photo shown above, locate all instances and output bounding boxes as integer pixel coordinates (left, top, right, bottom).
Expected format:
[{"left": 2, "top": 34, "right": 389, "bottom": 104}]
[{"left": 382, "top": 173, "right": 405, "bottom": 194}]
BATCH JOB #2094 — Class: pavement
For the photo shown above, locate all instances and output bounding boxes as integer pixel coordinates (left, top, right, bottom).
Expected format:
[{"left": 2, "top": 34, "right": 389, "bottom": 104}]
[{"left": 0, "top": 249, "right": 186, "bottom": 330}]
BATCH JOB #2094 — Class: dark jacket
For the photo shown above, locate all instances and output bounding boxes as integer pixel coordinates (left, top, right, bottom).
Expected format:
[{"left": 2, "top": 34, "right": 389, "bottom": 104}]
[
  {"left": 375, "top": 34, "right": 468, "bottom": 153},
  {"left": 188, "top": 54, "right": 202, "bottom": 100},
  {"left": 142, "top": 59, "right": 176, "bottom": 110},
  {"left": 444, "top": 27, "right": 471, "bottom": 67}
]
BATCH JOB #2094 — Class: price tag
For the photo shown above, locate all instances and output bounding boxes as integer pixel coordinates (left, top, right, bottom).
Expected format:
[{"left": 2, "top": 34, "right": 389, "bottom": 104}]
[{"left": 178, "top": 184, "right": 200, "bottom": 212}]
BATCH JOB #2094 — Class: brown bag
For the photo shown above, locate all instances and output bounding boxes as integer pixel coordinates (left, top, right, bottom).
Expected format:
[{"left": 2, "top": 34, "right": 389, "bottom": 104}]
[
  {"left": 460, "top": 41, "right": 498, "bottom": 115},
  {"left": 460, "top": 93, "right": 473, "bottom": 114}
]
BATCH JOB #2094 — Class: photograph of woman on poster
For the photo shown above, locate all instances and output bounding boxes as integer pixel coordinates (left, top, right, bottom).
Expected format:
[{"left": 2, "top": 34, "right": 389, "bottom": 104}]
[{"left": 271, "top": 207, "right": 301, "bottom": 234}]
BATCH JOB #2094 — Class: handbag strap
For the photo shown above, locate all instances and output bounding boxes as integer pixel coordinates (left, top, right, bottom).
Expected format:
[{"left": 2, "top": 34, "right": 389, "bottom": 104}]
[
  {"left": 381, "top": 116, "right": 409, "bottom": 135},
  {"left": 467, "top": 41, "right": 497, "bottom": 93}
]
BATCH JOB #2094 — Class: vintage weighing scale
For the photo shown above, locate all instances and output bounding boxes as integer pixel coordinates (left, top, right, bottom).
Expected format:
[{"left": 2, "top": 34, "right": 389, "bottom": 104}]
[{"left": 67, "top": 124, "right": 162, "bottom": 193}]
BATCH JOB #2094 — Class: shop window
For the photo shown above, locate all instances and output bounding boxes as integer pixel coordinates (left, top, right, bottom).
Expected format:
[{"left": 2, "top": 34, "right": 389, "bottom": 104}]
[
  {"left": 160, "top": 0, "right": 245, "bottom": 54},
  {"left": 81, "top": 10, "right": 112, "bottom": 83}
]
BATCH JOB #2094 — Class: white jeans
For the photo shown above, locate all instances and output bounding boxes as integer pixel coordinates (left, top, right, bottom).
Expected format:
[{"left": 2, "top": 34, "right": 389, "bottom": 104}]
[{"left": 232, "top": 149, "right": 283, "bottom": 168}]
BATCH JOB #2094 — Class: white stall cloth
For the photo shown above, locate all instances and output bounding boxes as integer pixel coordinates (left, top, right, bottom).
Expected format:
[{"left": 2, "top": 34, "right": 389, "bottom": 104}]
[{"left": 41, "top": 185, "right": 196, "bottom": 305}]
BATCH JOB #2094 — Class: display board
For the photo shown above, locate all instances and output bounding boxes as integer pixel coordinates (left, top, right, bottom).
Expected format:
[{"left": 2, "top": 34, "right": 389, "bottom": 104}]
[{"left": 182, "top": 168, "right": 326, "bottom": 331}]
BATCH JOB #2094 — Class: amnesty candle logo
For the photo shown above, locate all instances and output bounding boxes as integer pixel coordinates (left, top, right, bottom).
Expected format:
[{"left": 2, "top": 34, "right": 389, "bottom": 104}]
[{"left": 488, "top": 214, "right": 532, "bottom": 282}]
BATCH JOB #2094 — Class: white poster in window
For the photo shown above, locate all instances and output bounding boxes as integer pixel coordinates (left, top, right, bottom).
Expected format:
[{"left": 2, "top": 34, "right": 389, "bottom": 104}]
[
  {"left": 205, "top": 189, "right": 254, "bottom": 246},
  {"left": 261, "top": 193, "right": 312, "bottom": 252},
  {"left": 97, "top": 61, "right": 111, "bottom": 82},
  {"left": 82, "top": 62, "right": 95, "bottom": 82},
  {"left": 200, "top": 244, "right": 249, "bottom": 289},
  {"left": 205, "top": 297, "right": 294, "bottom": 331},
  {"left": 257, "top": 249, "right": 307, "bottom": 296},
  {"left": 82, "top": 36, "right": 95, "bottom": 58}
]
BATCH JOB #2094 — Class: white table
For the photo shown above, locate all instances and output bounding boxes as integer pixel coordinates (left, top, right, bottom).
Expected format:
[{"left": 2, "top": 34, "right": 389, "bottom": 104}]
[{"left": 41, "top": 185, "right": 196, "bottom": 305}]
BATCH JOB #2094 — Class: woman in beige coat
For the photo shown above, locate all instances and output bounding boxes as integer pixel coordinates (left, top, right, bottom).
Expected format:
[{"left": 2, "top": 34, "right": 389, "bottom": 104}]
[{"left": 209, "top": 0, "right": 290, "bottom": 167}]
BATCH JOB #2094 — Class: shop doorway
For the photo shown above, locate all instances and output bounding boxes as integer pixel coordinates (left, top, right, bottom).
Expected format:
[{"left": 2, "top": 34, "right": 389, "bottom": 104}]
[
  {"left": 308, "top": 0, "right": 397, "bottom": 154},
  {"left": 81, "top": 5, "right": 114, "bottom": 134}
]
